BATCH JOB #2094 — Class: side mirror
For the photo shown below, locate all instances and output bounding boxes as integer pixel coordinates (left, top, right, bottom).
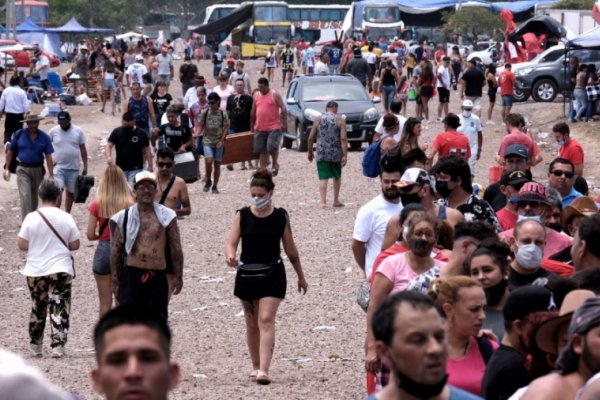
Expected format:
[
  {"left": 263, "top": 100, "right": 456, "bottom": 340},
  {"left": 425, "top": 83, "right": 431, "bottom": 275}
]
[{"left": 286, "top": 98, "right": 297, "bottom": 105}]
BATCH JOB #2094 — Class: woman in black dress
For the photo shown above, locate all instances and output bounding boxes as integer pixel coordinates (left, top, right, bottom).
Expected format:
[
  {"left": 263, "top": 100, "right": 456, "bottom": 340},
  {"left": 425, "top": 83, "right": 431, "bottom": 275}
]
[{"left": 225, "top": 168, "right": 308, "bottom": 385}]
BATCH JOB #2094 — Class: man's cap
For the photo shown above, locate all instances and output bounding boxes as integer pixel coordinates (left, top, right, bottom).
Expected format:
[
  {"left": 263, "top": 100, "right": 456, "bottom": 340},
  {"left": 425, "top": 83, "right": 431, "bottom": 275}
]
[
  {"left": 504, "top": 144, "right": 529, "bottom": 159},
  {"left": 536, "top": 290, "right": 596, "bottom": 354},
  {"left": 561, "top": 196, "right": 599, "bottom": 229},
  {"left": 227, "top": 57, "right": 235, "bottom": 63},
  {"left": 20, "top": 114, "right": 44, "bottom": 123},
  {"left": 134, "top": 54, "right": 144, "bottom": 61},
  {"left": 395, "top": 168, "right": 434, "bottom": 189},
  {"left": 462, "top": 99, "right": 474, "bottom": 109},
  {"left": 122, "top": 112, "right": 135, "bottom": 121},
  {"left": 503, "top": 285, "right": 557, "bottom": 322},
  {"left": 57, "top": 111, "right": 71, "bottom": 122},
  {"left": 501, "top": 169, "right": 530, "bottom": 187},
  {"left": 516, "top": 181, "right": 550, "bottom": 205},
  {"left": 134, "top": 171, "right": 156, "bottom": 187}
]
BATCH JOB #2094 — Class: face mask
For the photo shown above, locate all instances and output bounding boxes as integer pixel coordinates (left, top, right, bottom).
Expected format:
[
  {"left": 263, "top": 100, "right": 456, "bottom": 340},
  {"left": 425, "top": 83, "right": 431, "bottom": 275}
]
[
  {"left": 400, "top": 191, "right": 422, "bottom": 207},
  {"left": 251, "top": 196, "right": 271, "bottom": 210},
  {"left": 462, "top": 110, "right": 472, "bottom": 118},
  {"left": 515, "top": 243, "right": 543, "bottom": 270},
  {"left": 509, "top": 196, "right": 519, "bottom": 204},
  {"left": 557, "top": 140, "right": 566, "bottom": 146},
  {"left": 409, "top": 238, "right": 435, "bottom": 257},
  {"left": 517, "top": 215, "right": 543, "bottom": 224},
  {"left": 546, "top": 223, "right": 562, "bottom": 233},
  {"left": 395, "top": 370, "right": 448, "bottom": 399},
  {"left": 435, "top": 181, "right": 452, "bottom": 198},
  {"left": 484, "top": 279, "right": 508, "bottom": 307}
]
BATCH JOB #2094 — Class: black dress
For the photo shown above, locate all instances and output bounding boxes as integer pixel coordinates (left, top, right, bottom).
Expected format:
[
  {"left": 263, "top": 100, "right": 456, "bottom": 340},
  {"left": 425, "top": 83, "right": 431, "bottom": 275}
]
[{"left": 234, "top": 206, "right": 288, "bottom": 301}]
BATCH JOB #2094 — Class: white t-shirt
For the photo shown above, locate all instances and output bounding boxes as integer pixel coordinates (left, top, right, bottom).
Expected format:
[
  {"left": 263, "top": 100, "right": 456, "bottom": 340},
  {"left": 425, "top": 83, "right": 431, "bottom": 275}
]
[
  {"left": 212, "top": 85, "right": 235, "bottom": 111},
  {"left": 353, "top": 194, "right": 403, "bottom": 278},
  {"left": 375, "top": 114, "right": 407, "bottom": 140},
  {"left": 36, "top": 55, "right": 50, "bottom": 80},
  {"left": 437, "top": 65, "right": 451, "bottom": 88},
  {"left": 314, "top": 61, "right": 329, "bottom": 75},
  {"left": 126, "top": 62, "right": 148, "bottom": 84},
  {"left": 49, "top": 124, "right": 86, "bottom": 169},
  {"left": 365, "top": 51, "right": 377, "bottom": 64},
  {"left": 156, "top": 53, "right": 173, "bottom": 75},
  {"left": 184, "top": 85, "right": 212, "bottom": 111},
  {"left": 457, "top": 114, "right": 482, "bottom": 152},
  {"left": 19, "top": 207, "right": 80, "bottom": 277}
]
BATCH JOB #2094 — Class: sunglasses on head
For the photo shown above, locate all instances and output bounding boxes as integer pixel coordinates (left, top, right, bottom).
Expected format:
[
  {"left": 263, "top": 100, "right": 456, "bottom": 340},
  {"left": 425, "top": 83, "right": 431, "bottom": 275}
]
[
  {"left": 157, "top": 162, "right": 173, "bottom": 168},
  {"left": 551, "top": 169, "right": 574, "bottom": 178}
]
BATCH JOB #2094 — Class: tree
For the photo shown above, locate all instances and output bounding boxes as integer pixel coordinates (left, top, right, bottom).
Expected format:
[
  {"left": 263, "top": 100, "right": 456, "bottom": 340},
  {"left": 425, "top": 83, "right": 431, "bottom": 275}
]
[
  {"left": 551, "top": 0, "right": 595, "bottom": 9},
  {"left": 442, "top": 8, "right": 503, "bottom": 43}
]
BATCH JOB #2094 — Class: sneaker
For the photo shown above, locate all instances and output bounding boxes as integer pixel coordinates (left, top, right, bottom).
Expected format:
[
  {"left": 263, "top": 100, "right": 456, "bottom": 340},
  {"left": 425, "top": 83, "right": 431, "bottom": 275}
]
[
  {"left": 51, "top": 345, "right": 64, "bottom": 358},
  {"left": 486, "top": 120, "right": 496, "bottom": 125},
  {"left": 211, "top": 186, "right": 219, "bottom": 194},
  {"left": 203, "top": 181, "right": 212, "bottom": 192},
  {"left": 30, "top": 343, "right": 42, "bottom": 358}
]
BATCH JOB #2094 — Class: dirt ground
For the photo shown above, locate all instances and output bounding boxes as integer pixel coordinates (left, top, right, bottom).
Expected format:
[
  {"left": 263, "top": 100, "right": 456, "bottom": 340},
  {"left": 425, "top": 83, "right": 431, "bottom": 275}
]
[{"left": 0, "top": 59, "right": 598, "bottom": 399}]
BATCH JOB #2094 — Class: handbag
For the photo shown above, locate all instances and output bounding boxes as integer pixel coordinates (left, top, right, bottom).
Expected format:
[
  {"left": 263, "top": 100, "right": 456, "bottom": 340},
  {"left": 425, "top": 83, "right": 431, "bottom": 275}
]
[
  {"left": 37, "top": 211, "right": 76, "bottom": 278},
  {"left": 586, "top": 83, "right": 600, "bottom": 101},
  {"left": 356, "top": 280, "right": 370, "bottom": 312},
  {"left": 407, "top": 87, "right": 417, "bottom": 101},
  {"left": 237, "top": 262, "right": 278, "bottom": 279}
]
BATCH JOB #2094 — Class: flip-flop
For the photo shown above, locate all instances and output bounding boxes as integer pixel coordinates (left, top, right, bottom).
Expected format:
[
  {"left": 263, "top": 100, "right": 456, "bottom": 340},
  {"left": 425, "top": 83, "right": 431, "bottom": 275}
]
[
  {"left": 272, "top": 164, "right": 279, "bottom": 177},
  {"left": 248, "top": 369, "right": 259, "bottom": 380},
  {"left": 256, "top": 371, "right": 271, "bottom": 385},
  {"left": 333, "top": 202, "right": 345, "bottom": 208}
]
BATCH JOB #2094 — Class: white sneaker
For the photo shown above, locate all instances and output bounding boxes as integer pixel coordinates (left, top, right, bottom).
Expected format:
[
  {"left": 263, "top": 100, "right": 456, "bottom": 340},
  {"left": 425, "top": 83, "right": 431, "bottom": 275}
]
[
  {"left": 486, "top": 120, "right": 496, "bottom": 125},
  {"left": 30, "top": 343, "right": 42, "bottom": 358},
  {"left": 51, "top": 345, "right": 64, "bottom": 358}
]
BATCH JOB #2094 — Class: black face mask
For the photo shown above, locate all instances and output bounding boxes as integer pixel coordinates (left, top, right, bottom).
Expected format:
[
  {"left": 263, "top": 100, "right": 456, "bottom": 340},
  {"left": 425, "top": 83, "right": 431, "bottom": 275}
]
[
  {"left": 395, "top": 370, "right": 448, "bottom": 399},
  {"left": 400, "top": 192, "right": 422, "bottom": 207},
  {"left": 435, "top": 181, "right": 452, "bottom": 198},
  {"left": 546, "top": 223, "right": 562, "bottom": 233},
  {"left": 484, "top": 278, "right": 508, "bottom": 307},
  {"left": 409, "top": 239, "right": 434, "bottom": 257}
]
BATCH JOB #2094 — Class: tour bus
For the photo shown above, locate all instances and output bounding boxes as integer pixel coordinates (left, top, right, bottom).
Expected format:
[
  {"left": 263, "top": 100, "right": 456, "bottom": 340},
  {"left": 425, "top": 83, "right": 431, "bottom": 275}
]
[
  {"left": 231, "top": 1, "right": 294, "bottom": 57},
  {"left": 15, "top": 0, "right": 49, "bottom": 26},
  {"left": 289, "top": 4, "right": 350, "bottom": 44},
  {"left": 201, "top": 4, "right": 239, "bottom": 46},
  {"left": 342, "top": 1, "right": 405, "bottom": 41}
]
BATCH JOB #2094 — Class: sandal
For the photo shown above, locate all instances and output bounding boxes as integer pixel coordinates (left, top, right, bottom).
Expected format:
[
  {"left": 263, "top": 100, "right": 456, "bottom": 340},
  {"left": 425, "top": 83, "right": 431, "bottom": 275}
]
[
  {"left": 248, "top": 369, "right": 259, "bottom": 380},
  {"left": 256, "top": 371, "right": 271, "bottom": 385}
]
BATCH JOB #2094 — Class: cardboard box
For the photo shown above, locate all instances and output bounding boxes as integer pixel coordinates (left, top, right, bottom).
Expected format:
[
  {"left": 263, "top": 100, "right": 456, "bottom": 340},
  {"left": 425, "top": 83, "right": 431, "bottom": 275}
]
[
  {"left": 173, "top": 151, "right": 198, "bottom": 183},
  {"left": 221, "top": 131, "right": 259, "bottom": 164}
]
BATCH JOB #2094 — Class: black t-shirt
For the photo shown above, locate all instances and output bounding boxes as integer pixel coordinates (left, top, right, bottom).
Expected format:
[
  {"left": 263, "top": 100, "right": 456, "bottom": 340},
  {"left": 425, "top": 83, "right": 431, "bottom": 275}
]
[
  {"left": 226, "top": 94, "right": 253, "bottom": 132},
  {"left": 549, "top": 245, "right": 572, "bottom": 263},
  {"left": 179, "top": 63, "right": 198, "bottom": 84},
  {"left": 108, "top": 126, "right": 149, "bottom": 171},
  {"left": 508, "top": 267, "right": 549, "bottom": 291},
  {"left": 484, "top": 181, "right": 506, "bottom": 212},
  {"left": 462, "top": 68, "right": 486, "bottom": 97},
  {"left": 151, "top": 93, "right": 173, "bottom": 117},
  {"left": 482, "top": 345, "right": 531, "bottom": 400},
  {"left": 157, "top": 123, "right": 192, "bottom": 152}
]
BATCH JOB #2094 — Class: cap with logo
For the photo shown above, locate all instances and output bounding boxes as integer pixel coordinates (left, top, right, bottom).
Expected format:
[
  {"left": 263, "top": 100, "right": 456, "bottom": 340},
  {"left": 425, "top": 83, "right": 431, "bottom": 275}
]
[
  {"left": 516, "top": 181, "right": 550, "bottom": 205},
  {"left": 504, "top": 144, "right": 529, "bottom": 159},
  {"left": 462, "top": 99, "right": 474, "bottom": 109},
  {"left": 501, "top": 169, "right": 530, "bottom": 187},
  {"left": 395, "top": 168, "right": 435, "bottom": 189},
  {"left": 57, "top": 111, "right": 71, "bottom": 122}
]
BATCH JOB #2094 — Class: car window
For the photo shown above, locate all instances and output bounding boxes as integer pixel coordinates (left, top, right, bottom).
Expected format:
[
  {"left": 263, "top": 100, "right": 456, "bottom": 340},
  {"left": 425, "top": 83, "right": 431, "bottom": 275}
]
[
  {"left": 574, "top": 49, "right": 600, "bottom": 63},
  {"left": 301, "top": 81, "right": 370, "bottom": 102},
  {"left": 287, "top": 81, "right": 298, "bottom": 99},
  {"left": 539, "top": 49, "right": 563, "bottom": 63}
]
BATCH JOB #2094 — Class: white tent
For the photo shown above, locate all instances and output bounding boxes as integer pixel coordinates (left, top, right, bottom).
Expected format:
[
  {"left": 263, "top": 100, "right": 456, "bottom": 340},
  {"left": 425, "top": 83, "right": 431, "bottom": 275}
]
[{"left": 106, "top": 32, "right": 149, "bottom": 42}]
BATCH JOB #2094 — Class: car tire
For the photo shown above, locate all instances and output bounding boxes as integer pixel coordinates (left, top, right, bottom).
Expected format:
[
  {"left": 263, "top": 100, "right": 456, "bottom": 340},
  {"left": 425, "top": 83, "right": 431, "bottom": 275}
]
[
  {"left": 296, "top": 124, "right": 308, "bottom": 152},
  {"left": 532, "top": 79, "right": 557, "bottom": 102},
  {"left": 513, "top": 88, "right": 529, "bottom": 102},
  {"left": 282, "top": 133, "right": 293, "bottom": 149},
  {"left": 350, "top": 142, "right": 362, "bottom": 150}
]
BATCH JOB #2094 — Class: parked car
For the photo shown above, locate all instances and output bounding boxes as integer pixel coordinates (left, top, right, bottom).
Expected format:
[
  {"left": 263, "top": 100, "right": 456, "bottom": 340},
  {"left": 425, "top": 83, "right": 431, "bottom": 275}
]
[
  {"left": 282, "top": 74, "right": 380, "bottom": 152},
  {"left": 467, "top": 42, "right": 502, "bottom": 66},
  {"left": 512, "top": 44, "right": 600, "bottom": 102},
  {"left": 0, "top": 52, "right": 16, "bottom": 68},
  {"left": 0, "top": 39, "right": 60, "bottom": 68}
]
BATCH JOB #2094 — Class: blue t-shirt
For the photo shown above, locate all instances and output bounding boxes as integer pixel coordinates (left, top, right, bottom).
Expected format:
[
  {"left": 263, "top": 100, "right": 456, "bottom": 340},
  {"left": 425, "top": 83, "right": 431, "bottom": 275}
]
[
  {"left": 328, "top": 47, "right": 342, "bottom": 66},
  {"left": 365, "top": 386, "right": 483, "bottom": 400},
  {"left": 9, "top": 128, "right": 54, "bottom": 165}
]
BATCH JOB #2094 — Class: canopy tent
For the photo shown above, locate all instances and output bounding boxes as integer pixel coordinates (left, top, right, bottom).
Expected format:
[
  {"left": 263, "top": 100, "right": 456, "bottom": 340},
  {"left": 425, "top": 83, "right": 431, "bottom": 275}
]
[
  {"left": 106, "top": 31, "right": 149, "bottom": 41},
  {"left": 489, "top": 0, "right": 560, "bottom": 13},
  {"left": 16, "top": 17, "right": 45, "bottom": 32},
  {"left": 4, "top": 17, "right": 63, "bottom": 57},
  {"left": 567, "top": 26, "right": 600, "bottom": 49},
  {"left": 48, "top": 17, "right": 113, "bottom": 34},
  {"left": 192, "top": 4, "right": 253, "bottom": 35}
]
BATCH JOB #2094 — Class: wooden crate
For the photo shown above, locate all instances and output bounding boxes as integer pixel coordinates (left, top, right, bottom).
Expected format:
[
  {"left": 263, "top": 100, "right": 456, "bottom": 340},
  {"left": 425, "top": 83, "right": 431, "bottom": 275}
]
[{"left": 221, "top": 131, "right": 259, "bottom": 164}]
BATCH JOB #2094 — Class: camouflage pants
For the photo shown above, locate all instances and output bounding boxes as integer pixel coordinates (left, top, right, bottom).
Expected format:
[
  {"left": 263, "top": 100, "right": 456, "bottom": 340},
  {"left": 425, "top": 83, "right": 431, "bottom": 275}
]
[{"left": 26, "top": 273, "right": 72, "bottom": 348}]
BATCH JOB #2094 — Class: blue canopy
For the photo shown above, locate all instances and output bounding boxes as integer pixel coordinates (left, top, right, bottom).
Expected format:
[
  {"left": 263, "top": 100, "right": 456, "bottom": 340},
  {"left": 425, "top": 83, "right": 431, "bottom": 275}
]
[
  {"left": 16, "top": 17, "right": 45, "bottom": 33},
  {"left": 48, "top": 17, "right": 113, "bottom": 34},
  {"left": 567, "top": 27, "right": 600, "bottom": 49}
]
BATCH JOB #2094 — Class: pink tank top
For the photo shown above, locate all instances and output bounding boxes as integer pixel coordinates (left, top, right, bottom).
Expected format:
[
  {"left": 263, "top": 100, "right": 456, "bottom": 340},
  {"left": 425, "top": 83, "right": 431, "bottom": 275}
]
[{"left": 254, "top": 89, "right": 281, "bottom": 131}]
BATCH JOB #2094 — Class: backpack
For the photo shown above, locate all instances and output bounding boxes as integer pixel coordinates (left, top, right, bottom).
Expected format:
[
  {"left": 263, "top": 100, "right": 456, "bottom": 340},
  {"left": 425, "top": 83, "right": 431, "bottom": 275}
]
[
  {"left": 202, "top": 109, "right": 224, "bottom": 129},
  {"left": 362, "top": 141, "right": 381, "bottom": 178}
]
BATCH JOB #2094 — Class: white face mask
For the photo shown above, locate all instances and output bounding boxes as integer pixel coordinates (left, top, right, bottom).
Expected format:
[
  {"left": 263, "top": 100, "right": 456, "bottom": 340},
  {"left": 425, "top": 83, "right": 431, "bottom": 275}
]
[
  {"left": 251, "top": 196, "right": 271, "bottom": 210},
  {"left": 517, "top": 215, "right": 543, "bottom": 224},
  {"left": 462, "top": 110, "right": 472, "bottom": 118},
  {"left": 515, "top": 243, "right": 543, "bottom": 270}
]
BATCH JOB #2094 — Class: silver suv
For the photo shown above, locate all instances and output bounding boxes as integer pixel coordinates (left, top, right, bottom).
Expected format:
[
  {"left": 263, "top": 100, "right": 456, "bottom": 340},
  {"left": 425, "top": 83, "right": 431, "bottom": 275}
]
[{"left": 513, "top": 45, "right": 600, "bottom": 102}]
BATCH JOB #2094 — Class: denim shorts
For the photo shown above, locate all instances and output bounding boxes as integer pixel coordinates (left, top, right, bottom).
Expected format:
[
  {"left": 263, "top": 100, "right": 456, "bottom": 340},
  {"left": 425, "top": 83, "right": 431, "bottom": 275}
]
[
  {"left": 92, "top": 240, "right": 111, "bottom": 275},
  {"left": 253, "top": 130, "right": 282, "bottom": 153},
  {"left": 203, "top": 145, "right": 224, "bottom": 161},
  {"left": 54, "top": 167, "right": 79, "bottom": 193},
  {"left": 103, "top": 79, "right": 116, "bottom": 90},
  {"left": 502, "top": 95, "right": 514, "bottom": 107},
  {"left": 195, "top": 137, "right": 204, "bottom": 156}
]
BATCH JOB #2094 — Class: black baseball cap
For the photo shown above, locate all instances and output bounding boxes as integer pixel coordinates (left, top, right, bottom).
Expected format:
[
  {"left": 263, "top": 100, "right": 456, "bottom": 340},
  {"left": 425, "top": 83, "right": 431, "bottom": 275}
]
[
  {"left": 57, "top": 111, "right": 71, "bottom": 122},
  {"left": 503, "top": 285, "right": 557, "bottom": 322},
  {"left": 504, "top": 144, "right": 529, "bottom": 159},
  {"left": 500, "top": 169, "right": 530, "bottom": 187}
]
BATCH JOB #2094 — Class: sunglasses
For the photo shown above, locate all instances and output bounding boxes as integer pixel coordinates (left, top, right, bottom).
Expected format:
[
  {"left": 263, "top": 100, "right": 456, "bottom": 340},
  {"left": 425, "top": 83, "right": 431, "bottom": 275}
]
[
  {"left": 135, "top": 184, "right": 156, "bottom": 191},
  {"left": 551, "top": 170, "right": 574, "bottom": 178},
  {"left": 157, "top": 162, "right": 173, "bottom": 168},
  {"left": 517, "top": 200, "right": 543, "bottom": 208},
  {"left": 399, "top": 184, "right": 421, "bottom": 193}
]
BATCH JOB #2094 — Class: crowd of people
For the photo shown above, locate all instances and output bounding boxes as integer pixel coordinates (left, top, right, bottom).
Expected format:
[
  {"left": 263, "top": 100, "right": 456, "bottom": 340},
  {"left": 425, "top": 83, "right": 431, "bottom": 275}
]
[{"left": 2, "top": 33, "right": 600, "bottom": 400}]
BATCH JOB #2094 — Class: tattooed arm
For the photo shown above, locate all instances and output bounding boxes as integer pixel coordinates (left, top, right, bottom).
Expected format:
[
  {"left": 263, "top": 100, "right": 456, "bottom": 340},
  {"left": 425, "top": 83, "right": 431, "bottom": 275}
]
[
  {"left": 111, "top": 227, "right": 124, "bottom": 303},
  {"left": 167, "top": 219, "right": 184, "bottom": 295}
]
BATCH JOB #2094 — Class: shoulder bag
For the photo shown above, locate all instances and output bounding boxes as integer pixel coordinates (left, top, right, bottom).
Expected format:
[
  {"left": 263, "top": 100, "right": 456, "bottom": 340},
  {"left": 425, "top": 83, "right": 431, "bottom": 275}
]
[{"left": 37, "top": 210, "right": 76, "bottom": 278}]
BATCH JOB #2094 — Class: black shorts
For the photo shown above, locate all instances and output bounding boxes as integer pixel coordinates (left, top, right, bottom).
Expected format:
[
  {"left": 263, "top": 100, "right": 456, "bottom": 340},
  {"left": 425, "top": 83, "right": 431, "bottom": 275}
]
[
  {"left": 489, "top": 91, "right": 497, "bottom": 103},
  {"left": 234, "top": 261, "right": 287, "bottom": 301},
  {"left": 438, "top": 87, "right": 450, "bottom": 103},
  {"left": 420, "top": 86, "right": 434, "bottom": 98},
  {"left": 120, "top": 265, "right": 168, "bottom": 319}
]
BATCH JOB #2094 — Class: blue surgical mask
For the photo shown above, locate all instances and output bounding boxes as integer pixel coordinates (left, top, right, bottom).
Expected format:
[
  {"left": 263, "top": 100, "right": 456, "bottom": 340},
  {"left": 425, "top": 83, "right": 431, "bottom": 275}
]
[
  {"left": 557, "top": 140, "right": 566, "bottom": 146},
  {"left": 515, "top": 243, "right": 543, "bottom": 270},
  {"left": 517, "top": 215, "right": 543, "bottom": 224},
  {"left": 251, "top": 196, "right": 271, "bottom": 210}
]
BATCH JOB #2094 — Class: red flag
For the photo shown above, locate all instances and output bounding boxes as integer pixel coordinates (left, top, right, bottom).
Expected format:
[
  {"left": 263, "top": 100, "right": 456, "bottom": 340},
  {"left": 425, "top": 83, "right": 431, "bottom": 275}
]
[{"left": 593, "top": 1, "right": 600, "bottom": 24}]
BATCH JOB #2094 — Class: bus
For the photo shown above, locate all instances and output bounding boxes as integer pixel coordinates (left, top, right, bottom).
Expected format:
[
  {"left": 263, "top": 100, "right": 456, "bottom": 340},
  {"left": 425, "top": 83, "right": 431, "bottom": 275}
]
[
  {"left": 231, "top": 1, "right": 293, "bottom": 58},
  {"left": 199, "top": 4, "right": 239, "bottom": 48},
  {"left": 289, "top": 4, "right": 349, "bottom": 44},
  {"left": 342, "top": 2, "right": 404, "bottom": 42},
  {"left": 15, "top": 0, "right": 49, "bottom": 26}
]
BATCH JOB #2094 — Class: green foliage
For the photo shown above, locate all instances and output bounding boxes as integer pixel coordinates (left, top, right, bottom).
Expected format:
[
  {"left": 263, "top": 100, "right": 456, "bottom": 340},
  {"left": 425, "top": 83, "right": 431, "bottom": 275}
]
[
  {"left": 550, "top": 0, "right": 595, "bottom": 9},
  {"left": 442, "top": 8, "right": 503, "bottom": 42}
]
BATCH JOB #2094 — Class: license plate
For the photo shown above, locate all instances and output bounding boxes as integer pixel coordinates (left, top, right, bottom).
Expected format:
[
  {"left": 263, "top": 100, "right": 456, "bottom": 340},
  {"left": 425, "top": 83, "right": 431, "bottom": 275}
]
[{"left": 346, "top": 124, "right": 353, "bottom": 132}]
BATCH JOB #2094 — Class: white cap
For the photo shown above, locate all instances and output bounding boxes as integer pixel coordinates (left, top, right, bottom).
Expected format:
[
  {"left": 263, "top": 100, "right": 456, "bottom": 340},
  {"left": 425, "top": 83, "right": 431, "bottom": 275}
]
[
  {"left": 134, "top": 171, "right": 156, "bottom": 187},
  {"left": 462, "top": 99, "right": 474, "bottom": 109},
  {"left": 135, "top": 54, "right": 144, "bottom": 61}
]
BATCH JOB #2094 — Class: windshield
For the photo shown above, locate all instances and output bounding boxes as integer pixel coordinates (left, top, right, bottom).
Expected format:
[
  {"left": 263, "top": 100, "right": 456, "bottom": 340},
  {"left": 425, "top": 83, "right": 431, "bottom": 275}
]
[
  {"left": 365, "top": 27, "right": 401, "bottom": 40},
  {"left": 302, "top": 82, "right": 370, "bottom": 102},
  {"left": 254, "top": 26, "right": 291, "bottom": 44},
  {"left": 364, "top": 6, "right": 401, "bottom": 23},
  {"left": 254, "top": 5, "right": 288, "bottom": 22}
]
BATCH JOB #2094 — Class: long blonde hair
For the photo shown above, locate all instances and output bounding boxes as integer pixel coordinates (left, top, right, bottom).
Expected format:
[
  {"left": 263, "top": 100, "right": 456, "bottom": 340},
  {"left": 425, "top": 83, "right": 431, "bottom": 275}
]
[{"left": 96, "top": 165, "right": 133, "bottom": 218}]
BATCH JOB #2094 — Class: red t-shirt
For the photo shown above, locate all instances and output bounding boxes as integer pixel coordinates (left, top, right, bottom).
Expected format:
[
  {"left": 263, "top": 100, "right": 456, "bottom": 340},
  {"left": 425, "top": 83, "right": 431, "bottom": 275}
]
[
  {"left": 498, "top": 131, "right": 540, "bottom": 159},
  {"left": 88, "top": 200, "right": 111, "bottom": 241},
  {"left": 559, "top": 139, "right": 584, "bottom": 166},
  {"left": 496, "top": 208, "right": 518, "bottom": 232},
  {"left": 498, "top": 70, "right": 516, "bottom": 96},
  {"left": 432, "top": 131, "right": 472, "bottom": 159}
]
